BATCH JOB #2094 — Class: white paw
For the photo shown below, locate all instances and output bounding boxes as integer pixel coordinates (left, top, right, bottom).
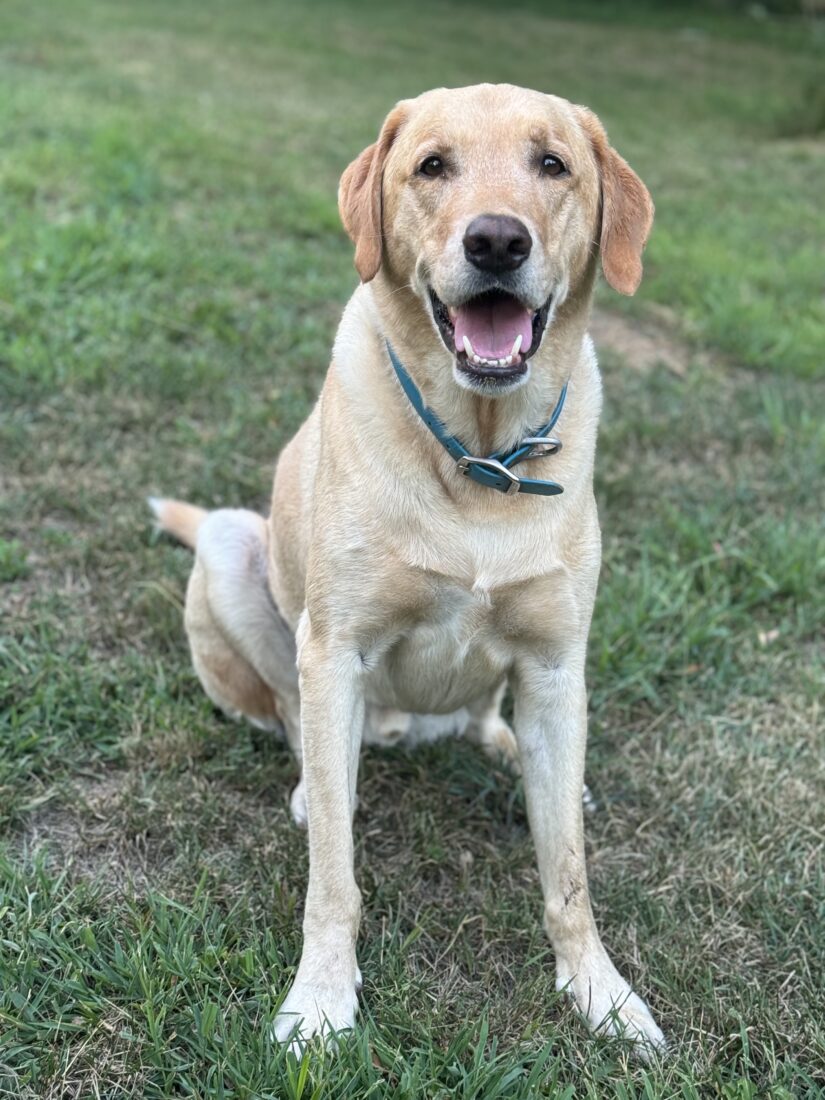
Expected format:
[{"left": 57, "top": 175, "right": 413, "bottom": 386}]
[
  {"left": 558, "top": 948, "right": 665, "bottom": 1059},
  {"left": 272, "top": 976, "right": 359, "bottom": 1053},
  {"left": 364, "top": 705, "right": 412, "bottom": 745},
  {"left": 480, "top": 720, "right": 521, "bottom": 769},
  {"left": 582, "top": 783, "right": 597, "bottom": 814},
  {"left": 290, "top": 778, "right": 308, "bottom": 828}
]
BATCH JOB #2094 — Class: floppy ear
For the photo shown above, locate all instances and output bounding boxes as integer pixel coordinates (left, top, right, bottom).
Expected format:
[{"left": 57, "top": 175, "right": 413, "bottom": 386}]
[
  {"left": 577, "top": 108, "right": 654, "bottom": 296},
  {"left": 338, "top": 105, "right": 407, "bottom": 283}
]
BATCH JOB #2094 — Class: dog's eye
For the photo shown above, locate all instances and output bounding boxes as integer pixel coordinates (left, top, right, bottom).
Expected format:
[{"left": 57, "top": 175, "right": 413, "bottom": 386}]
[
  {"left": 541, "top": 154, "right": 567, "bottom": 177},
  {"left": 419, "top": 155, "right": 445, "bottom": 178}
]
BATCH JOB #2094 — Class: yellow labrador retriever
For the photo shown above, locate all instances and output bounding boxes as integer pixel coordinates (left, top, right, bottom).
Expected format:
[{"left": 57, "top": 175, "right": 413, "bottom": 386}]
[{"left": 150, "top": 83, "right": 663, "bottom": 1054}]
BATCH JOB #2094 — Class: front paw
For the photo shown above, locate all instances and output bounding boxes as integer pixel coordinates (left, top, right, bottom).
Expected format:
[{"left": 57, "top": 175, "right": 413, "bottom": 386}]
[
  {"left": 272, "top": 975, "right": 359, "bottom": 1052},
  {"left": 557, "top": 948, "right": 665, "bottom": 1058},
  {"left": 290, "top": 777, "right": 308, "bottom": 828}
]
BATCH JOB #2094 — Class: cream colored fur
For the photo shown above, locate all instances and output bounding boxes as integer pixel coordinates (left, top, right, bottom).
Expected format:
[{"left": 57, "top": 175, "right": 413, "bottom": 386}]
[{"left": 151, "top": 84, "right": 664, "bottom": 1057}]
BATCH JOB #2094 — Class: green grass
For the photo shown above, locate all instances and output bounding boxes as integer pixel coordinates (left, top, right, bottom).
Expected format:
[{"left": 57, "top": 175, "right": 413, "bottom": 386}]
[{"left": 1, "top": 1, "right": 824, "bottom": 1096}]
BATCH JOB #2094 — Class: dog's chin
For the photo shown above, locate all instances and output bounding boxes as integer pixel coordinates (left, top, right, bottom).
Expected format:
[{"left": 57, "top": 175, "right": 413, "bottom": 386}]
[
  {"left": 428, "top": 287, "right": 553, "bottom": 395},
  {"left": 451, "top": 359, "right": 531, "bottom": 394}
]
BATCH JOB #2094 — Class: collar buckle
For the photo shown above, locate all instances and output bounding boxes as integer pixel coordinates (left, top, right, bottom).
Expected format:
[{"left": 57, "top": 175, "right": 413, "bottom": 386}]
[{"left": 457, "top": 455, "right": 522, "bottom": 495}]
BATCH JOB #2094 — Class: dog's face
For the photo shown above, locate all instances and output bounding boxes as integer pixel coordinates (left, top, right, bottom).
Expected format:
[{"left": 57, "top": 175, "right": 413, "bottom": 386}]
[{"left": 339, "top": 85, "right": 653, "bottom": 394}]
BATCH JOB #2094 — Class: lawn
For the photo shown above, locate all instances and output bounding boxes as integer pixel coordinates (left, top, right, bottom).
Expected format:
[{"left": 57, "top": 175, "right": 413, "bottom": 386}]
[{"left": 1, "top": 1, "right": 823, "bottom": 1096}]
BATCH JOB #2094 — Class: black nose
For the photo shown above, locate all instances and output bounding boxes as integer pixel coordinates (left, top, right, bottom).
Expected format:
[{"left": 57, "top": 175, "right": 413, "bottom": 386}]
[{"left": 463, "top": 214, "right": 532, "bottom": 273}]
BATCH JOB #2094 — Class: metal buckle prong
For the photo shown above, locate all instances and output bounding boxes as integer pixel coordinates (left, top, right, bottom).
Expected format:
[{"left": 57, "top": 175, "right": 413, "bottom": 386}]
[{"left": 457, "top": 455, "right": 522, "bottom": 495}]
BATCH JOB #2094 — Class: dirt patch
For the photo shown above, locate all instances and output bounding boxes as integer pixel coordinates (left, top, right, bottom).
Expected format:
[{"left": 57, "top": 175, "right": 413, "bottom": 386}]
[
  {"left": 17, "top": 765, "right": 302, "bottom": 903},
  {"left": 590, "top": 306, "right": 696, "bottom": 375},
  {"left": 20, "top": 773, "right": 162, "bottom": 895}
]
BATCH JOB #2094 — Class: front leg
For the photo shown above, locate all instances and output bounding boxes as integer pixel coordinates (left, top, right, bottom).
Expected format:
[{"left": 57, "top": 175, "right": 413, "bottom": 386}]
[
  {"left": 273, "top": 623, "right": 364, "bottom": 1049},
  {"left": 512, "top": 648, "right": 665, "bottom": 1056}
]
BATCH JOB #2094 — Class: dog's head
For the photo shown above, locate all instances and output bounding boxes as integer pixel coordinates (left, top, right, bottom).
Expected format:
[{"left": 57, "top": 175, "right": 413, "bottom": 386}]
[{"left": 339, "top": 85, "right": 653, "bottom": 395}]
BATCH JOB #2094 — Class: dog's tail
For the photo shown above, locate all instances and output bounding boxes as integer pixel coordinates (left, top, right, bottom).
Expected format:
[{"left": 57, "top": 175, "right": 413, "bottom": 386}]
[{"left": 148, "top": 497, "right": 208, "bottom": 550}]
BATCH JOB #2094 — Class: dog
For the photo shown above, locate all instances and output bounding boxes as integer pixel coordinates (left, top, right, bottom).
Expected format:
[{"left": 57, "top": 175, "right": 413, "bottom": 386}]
[{"left": 150, "top": 83, "right": 663, "bottom": 1056}]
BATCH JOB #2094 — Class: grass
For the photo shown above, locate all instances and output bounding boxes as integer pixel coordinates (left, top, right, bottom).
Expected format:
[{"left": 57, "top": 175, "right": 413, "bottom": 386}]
[{"left": 0, "top": 0, "right": 823, "bottom": 1096}]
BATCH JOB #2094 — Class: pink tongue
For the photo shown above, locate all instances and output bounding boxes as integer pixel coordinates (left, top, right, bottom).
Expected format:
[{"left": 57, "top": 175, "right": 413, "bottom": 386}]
[{"left": 453, "top": 297, "right": 533, "bottom": 360}]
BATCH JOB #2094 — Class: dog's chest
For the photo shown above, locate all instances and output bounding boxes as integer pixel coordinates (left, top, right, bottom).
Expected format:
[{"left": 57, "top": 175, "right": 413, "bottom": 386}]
[{"left": 365, "top": 575, "right": 512, "bottom": 714}]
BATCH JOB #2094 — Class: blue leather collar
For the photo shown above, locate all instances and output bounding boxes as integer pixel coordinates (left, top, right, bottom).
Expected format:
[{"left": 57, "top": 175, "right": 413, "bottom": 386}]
[{"left": 386, "top": 342, "right": 567, "bottom": 497}]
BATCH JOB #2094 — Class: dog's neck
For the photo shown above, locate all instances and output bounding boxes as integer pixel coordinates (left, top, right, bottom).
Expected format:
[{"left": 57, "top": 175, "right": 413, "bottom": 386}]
[{"left": 368, "top": 270, "right": 597, "bottom": 457}]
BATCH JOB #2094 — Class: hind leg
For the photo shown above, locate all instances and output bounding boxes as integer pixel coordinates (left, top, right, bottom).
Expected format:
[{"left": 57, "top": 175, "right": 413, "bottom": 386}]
[
  {"left": 465, "top": 682, "right": 520, "bottom": 766},
  {"left": 464, "top": 683, "right": 595, "bottom": 810},
  {"left": 183, "top": 509, "right": 304, "bottom": 808}
]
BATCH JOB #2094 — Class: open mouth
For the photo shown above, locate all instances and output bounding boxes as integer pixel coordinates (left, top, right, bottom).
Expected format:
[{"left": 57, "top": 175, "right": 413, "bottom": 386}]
[{"left": 429, "top": 288, "right": 552, "bottom": 385}]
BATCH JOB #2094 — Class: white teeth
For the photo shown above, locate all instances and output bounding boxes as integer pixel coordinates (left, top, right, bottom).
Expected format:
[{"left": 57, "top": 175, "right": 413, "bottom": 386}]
[
  {"left": 460, "top": 338, "right": 524, "bottom": 369},
  {"left": 510, "top": 334, "right": 523, "bottom": 359},
  {"left": 467, "top": 353, "right": 519, "bottom": 368}
]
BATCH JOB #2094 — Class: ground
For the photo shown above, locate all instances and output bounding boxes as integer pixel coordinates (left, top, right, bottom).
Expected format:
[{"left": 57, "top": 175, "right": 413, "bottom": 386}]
[{"left": 1, "top": 1, "right": 824, "bottom": 1097}]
